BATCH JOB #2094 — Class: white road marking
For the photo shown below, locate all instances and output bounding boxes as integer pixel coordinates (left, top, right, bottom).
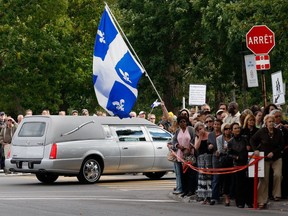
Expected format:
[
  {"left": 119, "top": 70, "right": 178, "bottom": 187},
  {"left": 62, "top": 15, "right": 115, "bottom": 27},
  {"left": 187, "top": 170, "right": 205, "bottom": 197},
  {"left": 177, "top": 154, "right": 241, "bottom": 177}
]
[{"left": 0, "top": 196, "right": 177, "bottom": 202}]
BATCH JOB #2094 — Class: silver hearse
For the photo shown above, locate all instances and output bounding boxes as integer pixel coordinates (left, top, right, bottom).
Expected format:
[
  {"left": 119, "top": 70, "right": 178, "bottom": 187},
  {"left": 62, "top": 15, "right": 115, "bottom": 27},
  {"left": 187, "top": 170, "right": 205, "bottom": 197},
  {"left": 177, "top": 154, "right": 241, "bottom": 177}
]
[{"left": 5, "top": 115, "right": 173, "bottom": 184}]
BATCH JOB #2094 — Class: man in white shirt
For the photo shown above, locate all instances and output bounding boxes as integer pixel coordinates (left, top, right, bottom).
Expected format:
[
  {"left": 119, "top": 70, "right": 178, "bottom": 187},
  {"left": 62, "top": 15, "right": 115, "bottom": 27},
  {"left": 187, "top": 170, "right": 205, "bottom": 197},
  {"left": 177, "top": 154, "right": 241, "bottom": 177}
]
[{"left": 223, "top": 102, "right": 241, "bottom": 125}]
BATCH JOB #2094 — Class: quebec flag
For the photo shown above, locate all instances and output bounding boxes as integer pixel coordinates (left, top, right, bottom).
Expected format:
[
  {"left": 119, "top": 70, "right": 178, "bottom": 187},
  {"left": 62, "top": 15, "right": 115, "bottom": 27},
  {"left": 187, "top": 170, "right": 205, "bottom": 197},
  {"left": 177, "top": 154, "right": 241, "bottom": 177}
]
[
  {"left": 93, "top": 6, "right": 144, "bottom": 118},
  {"left": 151, "top": 99, "right": 161, "bottom": 108}
]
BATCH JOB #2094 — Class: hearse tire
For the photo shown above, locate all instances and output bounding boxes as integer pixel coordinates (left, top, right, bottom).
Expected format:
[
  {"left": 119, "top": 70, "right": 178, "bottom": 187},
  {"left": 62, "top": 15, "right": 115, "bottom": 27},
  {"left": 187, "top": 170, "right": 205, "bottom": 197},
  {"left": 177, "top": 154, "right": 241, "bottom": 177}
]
[
  {"left": 36, "top": 173, "right": 59, "bottom": 184},
  {"left": 77, "top": 157, "right": 102, "bottom": 184},
  {"left": 144, "top": 171, "right": 166, "bottom": 180}
]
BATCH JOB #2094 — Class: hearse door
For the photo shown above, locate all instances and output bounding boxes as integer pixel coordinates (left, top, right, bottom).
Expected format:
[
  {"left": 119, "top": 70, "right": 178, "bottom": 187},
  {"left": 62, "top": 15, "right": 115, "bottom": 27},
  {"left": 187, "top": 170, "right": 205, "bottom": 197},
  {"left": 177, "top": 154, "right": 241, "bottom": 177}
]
[
  {"left": 113, "top": 126, "right": 154, "bottom": 172},
  {"left": 146, "top": 127, "right": 173, "bottom": 170}
]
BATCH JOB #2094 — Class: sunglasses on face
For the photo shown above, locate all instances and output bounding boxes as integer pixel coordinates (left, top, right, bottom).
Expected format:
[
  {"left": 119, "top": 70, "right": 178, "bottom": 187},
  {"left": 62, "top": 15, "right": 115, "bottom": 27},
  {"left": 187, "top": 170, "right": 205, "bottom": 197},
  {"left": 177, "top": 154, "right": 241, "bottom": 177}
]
[
  {"left": 224, "top": 128, "right": 231, "bottom": 131},
  {"left": 205, "top": 120, "right": 213, "bottom": 123}
]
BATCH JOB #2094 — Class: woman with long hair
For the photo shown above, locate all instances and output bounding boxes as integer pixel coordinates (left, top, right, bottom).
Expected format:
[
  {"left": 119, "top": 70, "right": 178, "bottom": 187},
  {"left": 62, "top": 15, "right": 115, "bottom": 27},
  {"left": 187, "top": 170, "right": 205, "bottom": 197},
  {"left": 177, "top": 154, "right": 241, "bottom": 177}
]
[
  {"left": 241, "top": 114, "right": 259, "bottom": 144},
  {"left": 208, "top": 119, "right": 223, "bottom": 205},
  {"left": 228, "top": 122, "right": 252, "bottom": 208},
  {"left": 194, "top": 122, "right": 213, "bottom": 204},
  {"left": 255, "top": 111, "right": 263, "bottom": 129},
  {"left": 241, "top": 114, "right": 259, "bottom": 207},
  {"left": 216, "top": 123, "right": 232, "bottom": 206}
]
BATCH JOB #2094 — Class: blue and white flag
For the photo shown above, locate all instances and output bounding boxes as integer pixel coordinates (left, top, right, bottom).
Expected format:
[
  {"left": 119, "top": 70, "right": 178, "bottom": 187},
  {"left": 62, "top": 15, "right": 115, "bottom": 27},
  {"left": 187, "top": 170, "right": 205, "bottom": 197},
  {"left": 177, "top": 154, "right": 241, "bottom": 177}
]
[
  {"left": 93, "top": 6, "right": 144, "bottom": 118},
  {"left": 151, "top": 99, "right": 161, "bottom": 108}
]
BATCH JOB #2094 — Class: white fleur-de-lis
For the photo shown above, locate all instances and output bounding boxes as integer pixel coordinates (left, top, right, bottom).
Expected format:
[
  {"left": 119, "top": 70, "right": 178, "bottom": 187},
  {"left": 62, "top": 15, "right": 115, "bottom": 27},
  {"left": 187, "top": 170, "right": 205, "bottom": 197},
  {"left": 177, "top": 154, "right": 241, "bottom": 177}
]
[
  {"left": 119, "top": 69, "right": 132, "bottom": 83},
  {"left": 97, "top": 30, "right": 106, "bottom": 44},
  {"left": 112, "top": 99, "right": 125, "bottom": 111}
]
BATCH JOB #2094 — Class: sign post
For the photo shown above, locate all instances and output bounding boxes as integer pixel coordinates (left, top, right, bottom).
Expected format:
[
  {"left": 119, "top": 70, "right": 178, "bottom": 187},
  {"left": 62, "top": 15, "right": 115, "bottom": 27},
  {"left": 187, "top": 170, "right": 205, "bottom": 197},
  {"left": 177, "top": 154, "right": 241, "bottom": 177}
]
[
  {"left": 246, "top": 26, "right": 275, "bottom": 208},
  {"left": 246, "top": 25, "right": 275, "bottom": 107}
]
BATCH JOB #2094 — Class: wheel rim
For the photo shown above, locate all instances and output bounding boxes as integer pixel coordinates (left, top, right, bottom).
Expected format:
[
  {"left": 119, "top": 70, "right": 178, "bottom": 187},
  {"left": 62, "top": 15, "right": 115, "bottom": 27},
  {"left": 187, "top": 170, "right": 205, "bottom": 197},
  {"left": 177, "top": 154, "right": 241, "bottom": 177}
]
[{"left": 83, "top": 159, "right": 100, "bottom": 182}]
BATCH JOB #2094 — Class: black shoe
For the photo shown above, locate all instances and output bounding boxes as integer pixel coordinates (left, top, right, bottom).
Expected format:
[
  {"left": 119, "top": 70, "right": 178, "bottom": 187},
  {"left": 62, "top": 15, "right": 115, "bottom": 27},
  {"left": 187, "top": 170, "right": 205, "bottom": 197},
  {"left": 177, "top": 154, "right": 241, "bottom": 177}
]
[
  {"left": 172, "top": 191, "right": 182, "bottom": 195},
  {"left": 225, "top": 202, "right": 230, "bottom": 207},
  {"left": 203, "top": 198, "right": 211, "bottom": 204},
  {"left": 237, "top": 205, "right": 244, "bottom": 208},
  {"left": 247, "top": 204, "right": 253, "bottom": 208},
  {"left": 196, "top": 197, "right": 204, "bottom": 202},
  {"left": 180, "top": 192, "right": 188, "bottom": 198},
  {"left": 186, "top": 192, "right": 195, "bottom": 197},
  {"left": 209, "top": 200, "right": 216, "bottom": 205}
]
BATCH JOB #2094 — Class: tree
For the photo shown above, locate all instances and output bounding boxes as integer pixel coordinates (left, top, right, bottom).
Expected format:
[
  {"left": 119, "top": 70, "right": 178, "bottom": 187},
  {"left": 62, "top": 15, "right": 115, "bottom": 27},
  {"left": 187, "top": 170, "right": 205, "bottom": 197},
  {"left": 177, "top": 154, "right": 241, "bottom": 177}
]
[
  {"left": 0, "top": 0, "right": 105, "bottom": 116},
  {"left": 117, "top": 0, "right": 288, "bottom": 113},
  {"left": 117, "top": 0, "right": 202, "bottom": 114},
  {"left": 1, "top": 0, "right": 287, "bottom": 117}
]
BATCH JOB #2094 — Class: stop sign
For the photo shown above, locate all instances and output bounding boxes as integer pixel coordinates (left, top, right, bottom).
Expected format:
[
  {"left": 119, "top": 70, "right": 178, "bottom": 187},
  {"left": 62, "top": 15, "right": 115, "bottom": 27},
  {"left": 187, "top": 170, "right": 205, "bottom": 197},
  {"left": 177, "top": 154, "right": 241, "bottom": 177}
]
[{"left": 246, "top": 25, "right": 275, "bottom": 55}]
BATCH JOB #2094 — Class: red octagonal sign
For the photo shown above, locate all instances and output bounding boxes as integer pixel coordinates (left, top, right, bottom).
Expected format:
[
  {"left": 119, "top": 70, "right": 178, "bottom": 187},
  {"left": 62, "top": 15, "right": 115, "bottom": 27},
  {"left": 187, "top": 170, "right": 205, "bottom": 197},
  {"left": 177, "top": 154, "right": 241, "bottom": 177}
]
[{"left": 246, "top": 25, "right": 275, "bottom": 55}]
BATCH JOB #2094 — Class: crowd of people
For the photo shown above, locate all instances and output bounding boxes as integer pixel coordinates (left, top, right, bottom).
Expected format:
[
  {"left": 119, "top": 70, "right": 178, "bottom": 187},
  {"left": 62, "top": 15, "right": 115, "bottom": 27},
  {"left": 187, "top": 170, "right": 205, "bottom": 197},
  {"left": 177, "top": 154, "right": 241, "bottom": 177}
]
[
  {"left": 148, "top": 101, "right": 288, "bottom": 210},
  {"left": 0, "top": 102, "right": 287, "bottom": 210}
]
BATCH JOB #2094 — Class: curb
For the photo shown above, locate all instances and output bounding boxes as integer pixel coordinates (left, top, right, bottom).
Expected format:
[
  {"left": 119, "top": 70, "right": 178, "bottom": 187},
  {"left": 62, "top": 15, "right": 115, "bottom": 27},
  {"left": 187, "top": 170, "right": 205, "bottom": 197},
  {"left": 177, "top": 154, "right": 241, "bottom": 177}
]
[
  {"left": 168, "top": 192, "right": 288, "bottom": 212},
  {"left": 0, "top": 169, "right": 32, "bottom": 177}
]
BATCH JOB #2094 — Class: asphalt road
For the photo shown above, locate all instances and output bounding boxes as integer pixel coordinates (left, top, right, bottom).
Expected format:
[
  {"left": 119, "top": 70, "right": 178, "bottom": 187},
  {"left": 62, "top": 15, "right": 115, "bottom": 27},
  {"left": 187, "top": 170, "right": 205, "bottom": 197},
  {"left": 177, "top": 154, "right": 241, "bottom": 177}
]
[{"left": 0, "top": 173, "right": 286, "bottom": 216}]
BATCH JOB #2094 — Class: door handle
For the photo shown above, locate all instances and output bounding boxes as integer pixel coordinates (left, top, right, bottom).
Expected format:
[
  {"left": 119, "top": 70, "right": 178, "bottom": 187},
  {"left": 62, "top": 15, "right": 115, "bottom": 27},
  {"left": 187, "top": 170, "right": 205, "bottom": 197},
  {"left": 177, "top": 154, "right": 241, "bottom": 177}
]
[
  {"left": 122, "top": 147, "right": 128, "bottom": 150},
  {"left": 157, "top": 147, "right": 163, "bottom": 149}
]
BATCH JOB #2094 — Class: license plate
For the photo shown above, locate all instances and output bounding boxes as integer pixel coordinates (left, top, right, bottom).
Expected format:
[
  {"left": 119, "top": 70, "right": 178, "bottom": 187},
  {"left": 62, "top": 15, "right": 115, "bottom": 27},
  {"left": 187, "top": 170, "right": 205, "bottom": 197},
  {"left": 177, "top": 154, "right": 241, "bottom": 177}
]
[{"left": 22, "top": 162, "right": 29, "bottom": 169}]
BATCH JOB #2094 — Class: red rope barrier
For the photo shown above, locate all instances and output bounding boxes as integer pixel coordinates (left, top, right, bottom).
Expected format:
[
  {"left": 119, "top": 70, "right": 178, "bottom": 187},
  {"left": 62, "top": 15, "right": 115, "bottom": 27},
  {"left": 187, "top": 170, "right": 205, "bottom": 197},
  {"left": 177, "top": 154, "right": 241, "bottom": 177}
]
[
  {"left": 170, "top": 150, "right": 265, "bottom": 175},
  {"left": 170, "top": 150, "right": 265, "bottom": 209}
]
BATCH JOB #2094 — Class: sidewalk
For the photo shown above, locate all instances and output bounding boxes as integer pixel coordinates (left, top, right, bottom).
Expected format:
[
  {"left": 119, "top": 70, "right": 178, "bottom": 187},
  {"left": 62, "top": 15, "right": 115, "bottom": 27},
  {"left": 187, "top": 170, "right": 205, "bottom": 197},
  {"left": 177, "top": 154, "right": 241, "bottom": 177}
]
[{"left": 168, "top": 192, "right": 288, "bottom": 212}]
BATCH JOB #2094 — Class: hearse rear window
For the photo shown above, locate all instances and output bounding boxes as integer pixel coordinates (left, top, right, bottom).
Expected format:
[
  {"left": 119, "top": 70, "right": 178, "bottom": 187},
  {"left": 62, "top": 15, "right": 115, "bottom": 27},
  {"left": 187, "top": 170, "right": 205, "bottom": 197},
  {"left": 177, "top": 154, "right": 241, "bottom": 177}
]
[
  {"left": 116, "top": 126, "right": 146, "bottom": 142},
  {"left": 18, "top": 122, "right": 46, "bottom": 137}
]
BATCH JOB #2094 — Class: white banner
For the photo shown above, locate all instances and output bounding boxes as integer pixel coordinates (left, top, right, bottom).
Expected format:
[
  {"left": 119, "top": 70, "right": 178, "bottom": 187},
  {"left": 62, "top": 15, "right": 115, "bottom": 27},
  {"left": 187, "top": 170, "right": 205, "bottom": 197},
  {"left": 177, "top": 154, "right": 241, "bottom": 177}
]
[
  {"left": 189, "top": 84, "right": 206, "bottom": 105},
  {"left": 248, "top": 152, "right": 264, "bottom": 178},
  {"left": 244, "top": 54, "right": 259, "bottom": 87},
  {"left": 271, "top": 71, "right": 285, "bottom": 105}
]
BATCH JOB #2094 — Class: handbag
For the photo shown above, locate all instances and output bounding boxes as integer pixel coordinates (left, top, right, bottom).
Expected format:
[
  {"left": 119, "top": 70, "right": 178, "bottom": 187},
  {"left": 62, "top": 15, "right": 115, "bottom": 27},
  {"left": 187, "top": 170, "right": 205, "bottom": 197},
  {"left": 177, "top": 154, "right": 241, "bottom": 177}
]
[
  {"left": 183, "top": 154, "right": 197, "bottom": 165},
  {"left": 182, "top": 145, "right": 197, "bottom": 165},
  {"left": 167, "top": 150, "right": 177, "bottom": 162}
]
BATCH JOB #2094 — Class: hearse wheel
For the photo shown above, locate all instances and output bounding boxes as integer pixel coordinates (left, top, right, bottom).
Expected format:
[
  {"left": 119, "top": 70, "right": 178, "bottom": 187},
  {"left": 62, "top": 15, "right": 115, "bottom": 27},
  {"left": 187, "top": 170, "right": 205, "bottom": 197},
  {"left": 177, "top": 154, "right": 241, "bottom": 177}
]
[
  {"left": 144, "top": 171, "right": 166, "bottom": 180},
  {"left": 36, "top": 173, "right": 59, "bottom": 184},
  {"left": 77, "top": 157, "right": 102, "bottom": 184}
]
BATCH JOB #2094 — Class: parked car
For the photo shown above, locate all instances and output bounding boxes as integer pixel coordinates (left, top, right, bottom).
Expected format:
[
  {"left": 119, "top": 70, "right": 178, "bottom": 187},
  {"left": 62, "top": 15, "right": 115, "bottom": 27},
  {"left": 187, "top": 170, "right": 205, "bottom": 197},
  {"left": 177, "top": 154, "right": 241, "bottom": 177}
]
[{"left": 5, "top": 115, "right": 173, "bottom": 184}]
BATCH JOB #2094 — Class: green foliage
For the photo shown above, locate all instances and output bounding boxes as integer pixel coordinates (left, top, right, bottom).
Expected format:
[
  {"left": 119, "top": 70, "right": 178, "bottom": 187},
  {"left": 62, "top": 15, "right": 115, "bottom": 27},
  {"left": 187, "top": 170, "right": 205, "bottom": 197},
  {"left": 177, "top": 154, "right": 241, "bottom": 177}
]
[
  {"left": 0, "top": 0, "right": 287, "bottom": 118},
  {"left": 0, "top": 0, "right": 103, "bottom": 116},
  {"left": 118, "top": 0, "right": 288, "bottom": 113}
]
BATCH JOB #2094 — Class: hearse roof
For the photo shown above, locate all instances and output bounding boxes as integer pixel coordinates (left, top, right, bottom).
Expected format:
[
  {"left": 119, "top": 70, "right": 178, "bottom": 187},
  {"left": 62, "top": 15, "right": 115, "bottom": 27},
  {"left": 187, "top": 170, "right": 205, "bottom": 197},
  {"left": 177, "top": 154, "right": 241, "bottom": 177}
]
[{"left": 20, "top": 115, "right": 156, "bottom": 143}]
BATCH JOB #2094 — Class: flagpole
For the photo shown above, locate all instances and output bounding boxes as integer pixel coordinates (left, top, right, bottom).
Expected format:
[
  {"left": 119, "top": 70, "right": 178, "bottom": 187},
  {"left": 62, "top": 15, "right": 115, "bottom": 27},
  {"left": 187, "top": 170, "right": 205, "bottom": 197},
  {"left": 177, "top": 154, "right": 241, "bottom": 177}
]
[
  {"left": 105, "top": 3, "right": 163, "bottom": 102},
  {"left": 149, "top": 107, "right": 154, "bottom": 115}
]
